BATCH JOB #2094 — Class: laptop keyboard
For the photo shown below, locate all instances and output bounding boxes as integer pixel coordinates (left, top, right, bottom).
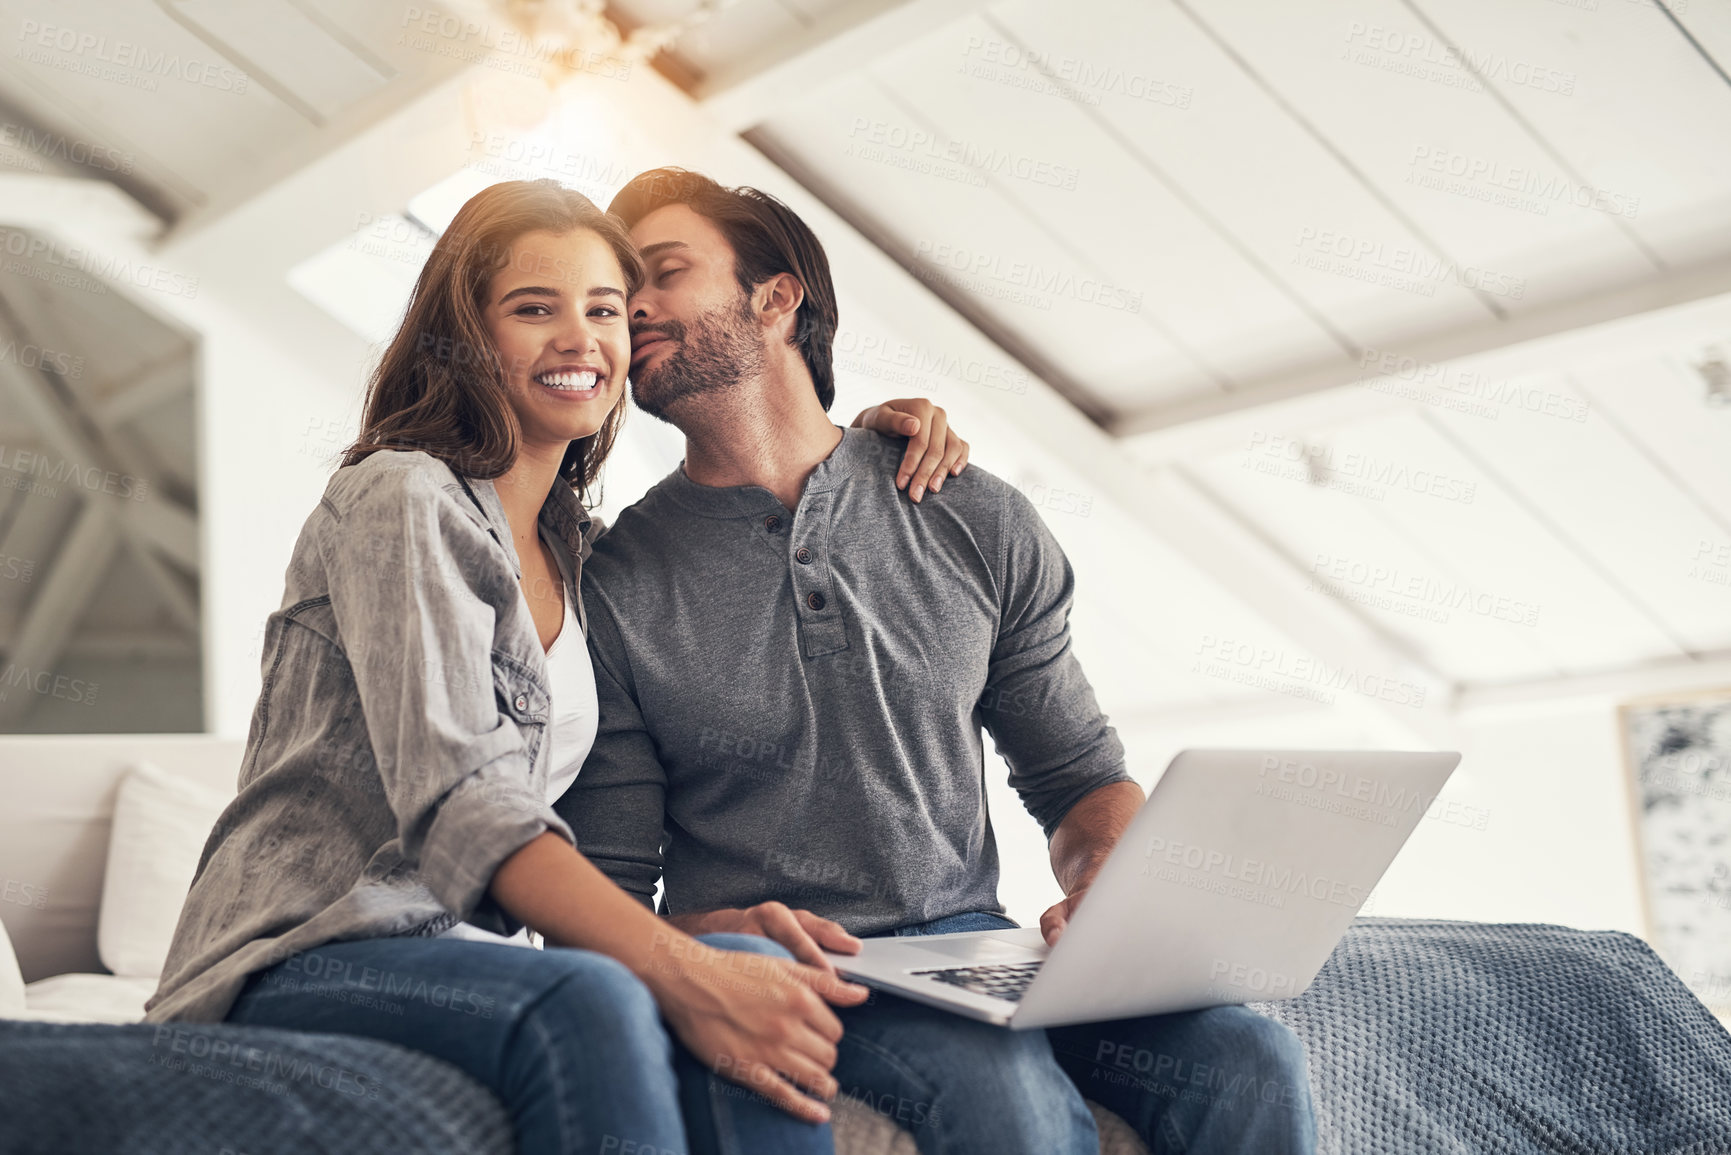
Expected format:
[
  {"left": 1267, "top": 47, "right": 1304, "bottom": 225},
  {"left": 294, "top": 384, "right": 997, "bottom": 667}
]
[{"left": 910, "top": 960, "right": 1044, "bottom": 1002}]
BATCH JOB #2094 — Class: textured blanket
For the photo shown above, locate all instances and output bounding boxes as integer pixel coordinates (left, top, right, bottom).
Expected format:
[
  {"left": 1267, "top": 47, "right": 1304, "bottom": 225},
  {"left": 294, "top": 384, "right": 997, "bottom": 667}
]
[
  {"left": 6, "top": 921, "right": 1727, "bottom": 1155},
  {"left": 0, "top": 1019, "right": 512, "bottom": 1155},
  {"left": 1252, "top": 918, "right": 1731, "bottom": 1155}
]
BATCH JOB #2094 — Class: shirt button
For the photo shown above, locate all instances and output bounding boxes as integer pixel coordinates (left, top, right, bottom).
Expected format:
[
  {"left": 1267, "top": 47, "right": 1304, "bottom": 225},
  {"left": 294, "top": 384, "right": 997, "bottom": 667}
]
[
  {"left": 795, "top": 547, "right": 813, "bottom": 565},
  {"left": 806, "top": 591, "right": 826, "bottom": 611},
  {"left": 764, "top": 515, "right": 782, "bottom": 534},
  {"left": 514, "top": 694, "right": 528, "bottom": 711}
]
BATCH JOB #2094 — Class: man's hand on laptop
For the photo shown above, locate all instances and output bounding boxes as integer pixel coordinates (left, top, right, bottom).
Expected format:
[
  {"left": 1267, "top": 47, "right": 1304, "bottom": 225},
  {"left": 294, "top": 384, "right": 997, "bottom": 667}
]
[
  {"left": 1042, "top": 780, "right": 1147, "bottom": 945},
  {"left": 1040, "top": 889, "right": 1089, "bottom": 947},
  {"left": 849, "top": 397, "right": 970, "bottom": 503},
  {"left": 670, "top": 902, "right": 863, "bottom": 973}
]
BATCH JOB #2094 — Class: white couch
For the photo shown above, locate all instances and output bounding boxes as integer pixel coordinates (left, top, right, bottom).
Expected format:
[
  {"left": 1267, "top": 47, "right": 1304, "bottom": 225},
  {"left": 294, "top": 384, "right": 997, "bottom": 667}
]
[{"left": 0, "top": 734, "right": 1147, "bottom": 1153}]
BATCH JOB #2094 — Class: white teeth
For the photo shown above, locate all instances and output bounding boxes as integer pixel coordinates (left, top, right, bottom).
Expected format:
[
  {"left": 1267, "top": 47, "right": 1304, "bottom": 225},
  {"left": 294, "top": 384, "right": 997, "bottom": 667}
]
[{"left": 538, "top": 370, "right": 599, "bottom": 391}]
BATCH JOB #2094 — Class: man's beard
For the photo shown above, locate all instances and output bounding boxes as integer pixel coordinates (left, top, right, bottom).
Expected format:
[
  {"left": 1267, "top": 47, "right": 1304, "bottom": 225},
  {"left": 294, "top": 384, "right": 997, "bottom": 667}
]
[{"left": 630, "top": 292, "right": 766, "bottom": 424}]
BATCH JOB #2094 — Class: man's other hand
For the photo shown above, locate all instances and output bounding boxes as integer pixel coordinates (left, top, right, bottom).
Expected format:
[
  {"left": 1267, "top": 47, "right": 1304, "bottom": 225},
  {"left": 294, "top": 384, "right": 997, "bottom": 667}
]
[
  {"left": 1039, "top": 889, "right": 1088, "bottom": 947},
  {"left": 671, "top": 902, "right": 863, "bottom": 973}
]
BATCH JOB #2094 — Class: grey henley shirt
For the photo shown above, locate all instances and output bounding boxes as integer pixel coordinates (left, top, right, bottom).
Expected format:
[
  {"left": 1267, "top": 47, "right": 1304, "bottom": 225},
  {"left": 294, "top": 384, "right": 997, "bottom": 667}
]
[{"left": 559, "top": 427, "right": 1130, "bottom": 933}]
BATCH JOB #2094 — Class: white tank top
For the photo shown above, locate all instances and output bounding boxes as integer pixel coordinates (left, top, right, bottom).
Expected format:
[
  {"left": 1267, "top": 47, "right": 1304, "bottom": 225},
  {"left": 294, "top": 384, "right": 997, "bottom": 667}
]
[{"left": 439, "top": 523, "right": 597, "bottom": 949}]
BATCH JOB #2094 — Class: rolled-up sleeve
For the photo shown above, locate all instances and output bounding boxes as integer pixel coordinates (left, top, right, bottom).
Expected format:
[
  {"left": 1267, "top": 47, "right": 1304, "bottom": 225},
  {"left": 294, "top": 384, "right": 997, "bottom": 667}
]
[
  {"left": 319, "top": 462, "right": 574, "bottom": 923},
  {"left": 982, "top": 487, "right": 1131, "bottom": 838}
]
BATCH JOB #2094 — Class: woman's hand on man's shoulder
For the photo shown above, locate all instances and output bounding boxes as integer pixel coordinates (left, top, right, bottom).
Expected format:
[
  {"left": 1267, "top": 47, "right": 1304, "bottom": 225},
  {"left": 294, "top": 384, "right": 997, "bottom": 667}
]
[{"left": 851, "top": 397, "right": 970, "bottom": 503}]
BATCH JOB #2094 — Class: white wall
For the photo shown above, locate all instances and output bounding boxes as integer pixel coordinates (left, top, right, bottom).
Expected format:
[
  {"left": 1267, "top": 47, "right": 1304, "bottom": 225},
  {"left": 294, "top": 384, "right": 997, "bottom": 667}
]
[{"left": 987, "top": 694, "right": 1648, "bottom": 941}]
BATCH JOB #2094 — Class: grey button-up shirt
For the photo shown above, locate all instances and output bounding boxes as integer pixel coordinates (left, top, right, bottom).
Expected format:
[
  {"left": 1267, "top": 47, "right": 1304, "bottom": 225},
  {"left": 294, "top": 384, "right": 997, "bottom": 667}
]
[
  {"left": 145, "top": 448, "right": 597, "bottom": 1024},
  {"left": 563, "top": 428, "right": 1130, "bottom": 934}
]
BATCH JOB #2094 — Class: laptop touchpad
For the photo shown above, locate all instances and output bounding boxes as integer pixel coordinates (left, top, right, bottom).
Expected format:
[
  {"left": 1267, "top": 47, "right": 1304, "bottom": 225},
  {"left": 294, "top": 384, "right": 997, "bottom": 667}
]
[{"left": 914, "top": 936, "right": 1043, "bottom": 963}]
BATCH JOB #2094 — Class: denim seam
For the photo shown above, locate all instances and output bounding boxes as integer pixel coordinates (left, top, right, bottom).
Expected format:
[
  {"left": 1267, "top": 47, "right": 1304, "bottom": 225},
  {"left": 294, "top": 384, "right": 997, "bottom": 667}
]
[
  {"left": 706, "top": 1063, "right": 744, "bottom": 1155},
  {"left": 836, "top": 1033, "right": 944, "bottom": 1152},
  {"left": 523, "top": 995, "right": 585, "bottom": 1154},
  {"left": 247, "top": 617, "right": 293, "bottom": 783},
  {"left": 1161, "top": 1107, "right": 1190, "bottom": 1154}
]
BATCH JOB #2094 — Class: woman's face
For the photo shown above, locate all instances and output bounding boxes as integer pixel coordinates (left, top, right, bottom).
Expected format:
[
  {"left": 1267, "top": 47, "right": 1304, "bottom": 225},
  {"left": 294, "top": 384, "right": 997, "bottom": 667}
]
[{"left": 483, "top": 227, "right": 631, "bottom": 450}]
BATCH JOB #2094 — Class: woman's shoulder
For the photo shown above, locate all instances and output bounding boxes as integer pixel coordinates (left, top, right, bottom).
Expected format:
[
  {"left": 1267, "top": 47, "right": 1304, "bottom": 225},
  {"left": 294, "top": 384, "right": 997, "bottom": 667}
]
[
  {"left": 315, "top": 449, "right": 504, "bottom": 575},
  {"left": 321, "top": 448, "right": 464, "bottom": 517}
]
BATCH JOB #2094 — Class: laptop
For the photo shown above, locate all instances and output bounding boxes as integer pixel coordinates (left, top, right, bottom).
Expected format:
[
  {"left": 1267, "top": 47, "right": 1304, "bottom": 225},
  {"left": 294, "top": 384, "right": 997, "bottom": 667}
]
[{"left": 824, "top": 749, "right": 1460, "bottom": 1029}]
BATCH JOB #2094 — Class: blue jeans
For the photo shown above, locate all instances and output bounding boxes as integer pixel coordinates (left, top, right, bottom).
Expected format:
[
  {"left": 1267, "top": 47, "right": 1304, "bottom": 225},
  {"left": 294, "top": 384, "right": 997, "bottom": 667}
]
[
  {"left": 836, "top": 911, "right": 1317, "bottom": 1155},
  {"left": 226, "top": 931, "right": 831, "bottom": 1155}
]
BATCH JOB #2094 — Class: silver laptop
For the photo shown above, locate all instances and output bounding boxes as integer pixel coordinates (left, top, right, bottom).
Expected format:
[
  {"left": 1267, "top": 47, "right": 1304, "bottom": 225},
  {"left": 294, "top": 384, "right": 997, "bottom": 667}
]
[{"left": 825, "top": 749, "right": 1460, "bottom": 1029}]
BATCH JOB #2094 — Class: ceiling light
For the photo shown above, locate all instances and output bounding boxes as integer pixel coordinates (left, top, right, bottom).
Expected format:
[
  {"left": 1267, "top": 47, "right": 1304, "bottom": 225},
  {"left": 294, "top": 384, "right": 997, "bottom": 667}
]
[{"left": 482, "top": 0, "right": 735, "bottom": 87}]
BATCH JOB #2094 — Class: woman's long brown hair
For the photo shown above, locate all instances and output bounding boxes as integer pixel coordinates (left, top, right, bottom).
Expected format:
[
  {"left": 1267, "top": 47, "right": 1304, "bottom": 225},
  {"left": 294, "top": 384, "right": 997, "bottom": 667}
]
[{"left": 338, "top": 179, "right": 644, "bottom": 505}]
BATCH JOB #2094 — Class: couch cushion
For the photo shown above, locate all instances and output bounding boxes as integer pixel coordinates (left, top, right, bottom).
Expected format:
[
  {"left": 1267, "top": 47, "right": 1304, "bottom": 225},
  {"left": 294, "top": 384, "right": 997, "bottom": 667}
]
[
  {"left": 15, "top": 973, "right": 161, "bottom": 1024},
  {"left": 0, "top": 735, "right": 245, "bottom": 983},
  {"left": 99, "top": 760, "right": 231, "bottom": 978},
  {"left": 0, "top": 915, "right": 23, "bottom": 1017}
]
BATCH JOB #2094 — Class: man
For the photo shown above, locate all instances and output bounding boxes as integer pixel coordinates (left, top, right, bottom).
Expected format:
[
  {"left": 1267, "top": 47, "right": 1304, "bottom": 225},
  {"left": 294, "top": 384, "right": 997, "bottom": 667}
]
[{"left": 560, "top": 167, "right": 1316, "bottom": 1154}]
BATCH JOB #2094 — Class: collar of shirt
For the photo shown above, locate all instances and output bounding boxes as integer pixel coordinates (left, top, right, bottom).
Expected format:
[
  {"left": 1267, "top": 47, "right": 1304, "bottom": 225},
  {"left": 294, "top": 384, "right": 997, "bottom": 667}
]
[
  {"left": 452, "top": 465, "right": 595, "bottom": 582},
  {"left": 658, "top": 425, "right": 870, "bottom": 518}
]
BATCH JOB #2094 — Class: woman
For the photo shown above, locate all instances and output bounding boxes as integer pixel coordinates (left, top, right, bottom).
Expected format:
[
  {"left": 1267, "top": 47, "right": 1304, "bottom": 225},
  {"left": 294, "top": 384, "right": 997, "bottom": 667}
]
[{"left": 143, "top": 178, "right": 972, "bottom": 1154}]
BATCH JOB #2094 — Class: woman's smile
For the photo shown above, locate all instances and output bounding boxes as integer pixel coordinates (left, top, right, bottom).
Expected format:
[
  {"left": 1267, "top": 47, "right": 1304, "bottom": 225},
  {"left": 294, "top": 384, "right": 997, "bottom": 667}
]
[{"left": 535, "top": 364, "right": 608, "bottom": 401}]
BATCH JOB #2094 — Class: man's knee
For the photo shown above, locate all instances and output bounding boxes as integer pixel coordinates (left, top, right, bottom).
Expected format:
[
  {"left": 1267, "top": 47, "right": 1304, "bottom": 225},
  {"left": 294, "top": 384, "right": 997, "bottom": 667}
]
[
  {"left": 1194, "top": 1007, "right": 1310, "bottom": 1094},
  {"left": 1227, "top": 1008, "right": 1306, "bottom": 1063},
  {"left": 539, "top": 950, "right": 662, "bottom": 1032}
]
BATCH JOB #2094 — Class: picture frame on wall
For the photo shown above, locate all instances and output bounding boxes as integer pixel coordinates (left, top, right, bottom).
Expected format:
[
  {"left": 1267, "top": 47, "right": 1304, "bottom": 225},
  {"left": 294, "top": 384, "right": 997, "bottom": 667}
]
[{"left": 1619, "top": 688, "right": 1731, "bottom": 1015}]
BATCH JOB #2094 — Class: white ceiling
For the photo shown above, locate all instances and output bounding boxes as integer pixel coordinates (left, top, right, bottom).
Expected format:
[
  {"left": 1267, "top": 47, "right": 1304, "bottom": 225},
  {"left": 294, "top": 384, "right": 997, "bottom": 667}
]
[
  {"left": 744, "top": 0, "right": 1731, "bottom": 428},
  {"left": 0, "top": 0, "right": 473, "bottom": 228}
]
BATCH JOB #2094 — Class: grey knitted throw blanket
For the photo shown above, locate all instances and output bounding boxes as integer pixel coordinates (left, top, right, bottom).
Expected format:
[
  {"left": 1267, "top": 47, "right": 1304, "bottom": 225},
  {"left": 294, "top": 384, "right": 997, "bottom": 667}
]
[
  {"left": 1252, "top": 919, "right": 1731, "bottom": 1155},
  {"left": 0, "top": 1019, "right": 512, "bottom": 1154}
]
